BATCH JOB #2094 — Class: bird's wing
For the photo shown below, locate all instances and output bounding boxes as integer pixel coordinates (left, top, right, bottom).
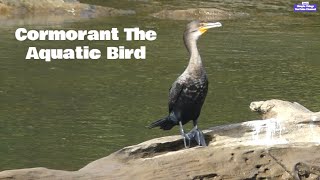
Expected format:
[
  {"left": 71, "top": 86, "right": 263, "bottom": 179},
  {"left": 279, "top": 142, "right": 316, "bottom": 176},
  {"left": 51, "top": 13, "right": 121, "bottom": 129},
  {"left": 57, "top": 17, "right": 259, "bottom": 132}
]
[{"left": 168, "top": 81, "right": 184, "bottom": 112}]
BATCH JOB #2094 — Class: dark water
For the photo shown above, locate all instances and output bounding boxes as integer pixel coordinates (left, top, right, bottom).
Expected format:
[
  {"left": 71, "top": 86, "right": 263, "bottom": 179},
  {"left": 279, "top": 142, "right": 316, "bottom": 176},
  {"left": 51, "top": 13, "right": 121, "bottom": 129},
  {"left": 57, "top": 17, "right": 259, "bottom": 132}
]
[{"left": 0, "top": 0, "right": 319, "bottom": 171}]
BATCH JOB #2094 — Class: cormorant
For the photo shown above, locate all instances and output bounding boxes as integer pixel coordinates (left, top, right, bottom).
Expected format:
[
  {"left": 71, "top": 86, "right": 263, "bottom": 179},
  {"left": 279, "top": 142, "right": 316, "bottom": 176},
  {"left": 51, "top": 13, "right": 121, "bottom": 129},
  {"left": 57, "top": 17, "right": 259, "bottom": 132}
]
[{"left": 148, "top": 20, "right": 222, "bottom": 148}]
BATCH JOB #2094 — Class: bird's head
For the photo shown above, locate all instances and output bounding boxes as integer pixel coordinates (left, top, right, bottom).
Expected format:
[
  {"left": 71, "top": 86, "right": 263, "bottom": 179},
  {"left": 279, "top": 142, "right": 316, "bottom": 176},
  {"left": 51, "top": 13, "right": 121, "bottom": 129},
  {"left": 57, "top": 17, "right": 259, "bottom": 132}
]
[{"left": 184, "top": 20, "right": 222, "bottom": 41}]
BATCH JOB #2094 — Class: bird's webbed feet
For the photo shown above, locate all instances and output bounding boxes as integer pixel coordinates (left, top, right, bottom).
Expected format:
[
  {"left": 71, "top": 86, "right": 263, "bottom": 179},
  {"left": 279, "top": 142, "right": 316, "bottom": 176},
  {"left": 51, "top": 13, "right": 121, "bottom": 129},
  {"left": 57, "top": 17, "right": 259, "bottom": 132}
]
[
  {"left": 185, "top": 128, "right": 207, "bottom": 147},
  {"left": 179, "top": 121, "right": 206, "bottom": 148}
]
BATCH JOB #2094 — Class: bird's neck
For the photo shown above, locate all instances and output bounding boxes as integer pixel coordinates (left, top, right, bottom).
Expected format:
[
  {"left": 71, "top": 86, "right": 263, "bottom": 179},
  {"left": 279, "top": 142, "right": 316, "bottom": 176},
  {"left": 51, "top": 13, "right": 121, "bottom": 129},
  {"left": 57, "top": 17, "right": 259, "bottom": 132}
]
[{"left": 185, "top": 38, "right": 203, "bottom": 73}]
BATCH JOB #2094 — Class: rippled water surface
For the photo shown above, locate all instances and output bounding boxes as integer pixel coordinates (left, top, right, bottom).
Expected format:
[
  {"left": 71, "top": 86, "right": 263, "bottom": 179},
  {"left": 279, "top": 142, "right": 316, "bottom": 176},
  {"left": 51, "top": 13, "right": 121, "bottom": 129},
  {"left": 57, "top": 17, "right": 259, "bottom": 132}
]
[{"left": 0, "top": 0, "right": 319, "bottom": 171}]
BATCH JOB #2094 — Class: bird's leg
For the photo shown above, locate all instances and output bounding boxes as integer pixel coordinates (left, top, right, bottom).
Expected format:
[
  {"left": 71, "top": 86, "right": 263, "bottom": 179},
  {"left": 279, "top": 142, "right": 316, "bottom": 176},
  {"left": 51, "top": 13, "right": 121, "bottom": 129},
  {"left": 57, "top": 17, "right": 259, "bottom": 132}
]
[
  {"left": 179, "top": 121, "right": 191, "bottom": 148},
  {"left": 195, "top": 129, "right": 206, "bottom": 146}
]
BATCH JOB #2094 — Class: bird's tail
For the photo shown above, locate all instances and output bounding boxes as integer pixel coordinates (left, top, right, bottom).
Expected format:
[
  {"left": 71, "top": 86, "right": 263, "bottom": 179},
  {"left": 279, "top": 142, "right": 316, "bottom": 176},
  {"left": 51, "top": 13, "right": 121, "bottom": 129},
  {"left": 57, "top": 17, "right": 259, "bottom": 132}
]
[{"left": 147, "top": 116, "right": 176, "bottom": 130}]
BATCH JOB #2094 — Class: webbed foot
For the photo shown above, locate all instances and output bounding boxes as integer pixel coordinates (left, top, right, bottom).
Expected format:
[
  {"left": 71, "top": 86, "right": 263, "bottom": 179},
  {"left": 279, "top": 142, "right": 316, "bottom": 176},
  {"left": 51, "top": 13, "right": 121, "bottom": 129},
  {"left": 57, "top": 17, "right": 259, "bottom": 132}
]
[
  {"left": 179, "top": 121, "right": 206, "bottom": 148},
  {"left": 185, "top": 128, "right": 207, "bottom": 147}
]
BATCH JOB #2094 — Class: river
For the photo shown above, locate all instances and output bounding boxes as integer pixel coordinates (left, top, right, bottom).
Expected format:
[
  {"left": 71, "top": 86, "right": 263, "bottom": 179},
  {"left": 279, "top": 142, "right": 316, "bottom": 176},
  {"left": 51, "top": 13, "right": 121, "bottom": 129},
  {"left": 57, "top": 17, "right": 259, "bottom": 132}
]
[{"left": 0, "top": 0, "right": 319, "bottom": 171}]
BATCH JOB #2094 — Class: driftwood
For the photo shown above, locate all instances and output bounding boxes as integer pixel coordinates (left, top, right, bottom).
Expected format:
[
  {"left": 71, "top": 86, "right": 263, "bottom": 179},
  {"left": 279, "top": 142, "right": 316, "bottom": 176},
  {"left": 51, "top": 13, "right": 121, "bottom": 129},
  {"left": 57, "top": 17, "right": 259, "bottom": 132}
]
[{"left": 1, "top": 99, "right": 320, "bottom": 180}]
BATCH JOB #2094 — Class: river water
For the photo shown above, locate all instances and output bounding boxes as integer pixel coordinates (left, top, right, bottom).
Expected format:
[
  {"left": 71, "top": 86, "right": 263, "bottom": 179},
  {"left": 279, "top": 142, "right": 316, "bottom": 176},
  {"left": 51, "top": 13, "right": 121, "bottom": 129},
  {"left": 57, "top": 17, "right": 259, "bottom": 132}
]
[{"left": 0, "top": 0, "right": 319, "bottom": 171}]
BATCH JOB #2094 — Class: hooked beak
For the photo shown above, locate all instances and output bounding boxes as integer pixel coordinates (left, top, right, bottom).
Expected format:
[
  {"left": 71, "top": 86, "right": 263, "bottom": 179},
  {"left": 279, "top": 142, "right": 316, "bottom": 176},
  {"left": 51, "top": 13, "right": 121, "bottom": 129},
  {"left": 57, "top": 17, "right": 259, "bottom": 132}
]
[{"left": 199, "top": 22, "right": 222, "bottom": 34}]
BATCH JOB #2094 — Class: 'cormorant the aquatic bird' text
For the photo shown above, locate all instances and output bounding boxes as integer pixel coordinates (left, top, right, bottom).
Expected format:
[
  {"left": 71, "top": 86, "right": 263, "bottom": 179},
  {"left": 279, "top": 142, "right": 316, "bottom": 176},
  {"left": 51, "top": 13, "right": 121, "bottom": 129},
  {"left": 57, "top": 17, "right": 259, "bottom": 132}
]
[{"left": 15, "top": 28, "right": 157, "bottom": 62}]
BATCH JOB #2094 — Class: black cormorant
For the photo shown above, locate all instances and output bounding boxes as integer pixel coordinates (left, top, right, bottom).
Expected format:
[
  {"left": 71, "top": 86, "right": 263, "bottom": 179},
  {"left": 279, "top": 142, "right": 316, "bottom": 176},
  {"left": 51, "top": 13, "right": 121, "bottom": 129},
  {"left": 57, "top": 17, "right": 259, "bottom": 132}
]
[{"left": 148, "top": 20, "right": 222, "bottom": 148}]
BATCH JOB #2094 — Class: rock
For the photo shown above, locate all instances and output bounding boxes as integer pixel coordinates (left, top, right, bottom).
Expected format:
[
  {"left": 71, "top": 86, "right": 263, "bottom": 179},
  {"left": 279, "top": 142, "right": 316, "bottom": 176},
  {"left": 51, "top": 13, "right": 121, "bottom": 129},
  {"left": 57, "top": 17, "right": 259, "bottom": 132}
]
[
  {"left": 1, "top": 99, "right": 320, "bottom": 179},
  {"left": 151, "top": 8, "right": 249, "bottom": 21},
  {"left": 0, "top": 0, "right": 135, "bottom": 25}
]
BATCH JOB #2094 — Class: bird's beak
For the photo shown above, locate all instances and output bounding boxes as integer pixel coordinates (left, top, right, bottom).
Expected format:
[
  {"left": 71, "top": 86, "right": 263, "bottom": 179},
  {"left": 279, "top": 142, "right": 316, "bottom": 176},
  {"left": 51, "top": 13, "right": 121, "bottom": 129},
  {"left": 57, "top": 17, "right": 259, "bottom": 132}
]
[{"left": 199, "top": 22, "right": 222, "bottom": 34}]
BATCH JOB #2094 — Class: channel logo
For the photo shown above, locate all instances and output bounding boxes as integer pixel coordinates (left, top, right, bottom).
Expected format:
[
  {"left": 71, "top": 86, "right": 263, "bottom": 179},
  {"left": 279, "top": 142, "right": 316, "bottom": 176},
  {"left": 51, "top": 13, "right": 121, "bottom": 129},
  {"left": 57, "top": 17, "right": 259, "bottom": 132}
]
[{"left": 294, "top": 2, "right": 317, "bottom": 12}]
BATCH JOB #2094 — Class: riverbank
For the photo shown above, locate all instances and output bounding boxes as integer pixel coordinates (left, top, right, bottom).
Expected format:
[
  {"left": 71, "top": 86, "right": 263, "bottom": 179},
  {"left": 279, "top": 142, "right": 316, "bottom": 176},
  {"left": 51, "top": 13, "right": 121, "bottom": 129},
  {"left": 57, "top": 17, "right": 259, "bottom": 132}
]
[{"left": 0, "top": 0, "right": 135, "bottom": 25}]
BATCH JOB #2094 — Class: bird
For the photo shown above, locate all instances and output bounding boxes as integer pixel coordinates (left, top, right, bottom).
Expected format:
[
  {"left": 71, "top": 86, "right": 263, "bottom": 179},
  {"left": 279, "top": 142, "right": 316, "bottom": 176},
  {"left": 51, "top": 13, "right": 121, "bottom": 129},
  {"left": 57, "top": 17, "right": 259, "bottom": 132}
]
[{"left": 148, "top": 20, "right": 222, "bottom": 148}]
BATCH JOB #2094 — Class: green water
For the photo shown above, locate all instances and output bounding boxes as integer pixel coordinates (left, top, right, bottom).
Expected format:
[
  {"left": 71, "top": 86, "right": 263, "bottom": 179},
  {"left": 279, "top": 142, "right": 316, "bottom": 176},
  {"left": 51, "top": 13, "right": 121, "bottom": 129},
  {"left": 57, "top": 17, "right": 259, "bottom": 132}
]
[{"left": 0, "top": 0, "right": 319, "bottom": 171}]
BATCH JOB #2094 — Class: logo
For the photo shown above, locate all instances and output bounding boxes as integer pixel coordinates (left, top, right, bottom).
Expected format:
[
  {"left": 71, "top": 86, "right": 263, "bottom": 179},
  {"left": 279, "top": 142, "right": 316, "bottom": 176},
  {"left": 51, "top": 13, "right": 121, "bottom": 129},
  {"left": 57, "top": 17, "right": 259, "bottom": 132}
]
[{"left": 294, "top": 2, "right": 317, "bottom": 12}]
